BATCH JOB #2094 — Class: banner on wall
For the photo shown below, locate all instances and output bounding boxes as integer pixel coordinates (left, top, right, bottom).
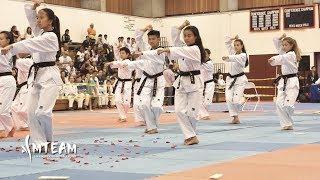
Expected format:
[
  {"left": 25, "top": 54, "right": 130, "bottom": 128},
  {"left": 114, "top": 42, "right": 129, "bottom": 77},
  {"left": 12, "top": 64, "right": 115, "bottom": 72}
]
[
  {"left": 283, "top": 6, "right": 314, "bottom": 29},
  {"left": 250, "top": 9, "right": 280, "bottom": 31},
  {"left": 123, "top": 16, "right": 136, "bottom": 32}
]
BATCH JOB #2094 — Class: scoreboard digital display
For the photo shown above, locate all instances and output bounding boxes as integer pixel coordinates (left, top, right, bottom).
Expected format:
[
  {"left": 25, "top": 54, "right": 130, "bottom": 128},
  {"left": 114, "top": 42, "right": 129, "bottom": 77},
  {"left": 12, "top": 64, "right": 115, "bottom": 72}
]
[
  {"left": 250, "top": 9, "right": 280, "bottom": 31},
  {"left": 283, "top": 6, "right": 314, "bottom": 29}
]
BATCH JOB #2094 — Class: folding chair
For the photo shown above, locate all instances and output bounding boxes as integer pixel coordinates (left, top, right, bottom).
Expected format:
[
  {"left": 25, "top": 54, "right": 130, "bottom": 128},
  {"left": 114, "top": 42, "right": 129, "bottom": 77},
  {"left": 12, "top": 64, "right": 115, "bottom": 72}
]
[{"left": 242, "top": 82, "right": 263, "bottom": 111}]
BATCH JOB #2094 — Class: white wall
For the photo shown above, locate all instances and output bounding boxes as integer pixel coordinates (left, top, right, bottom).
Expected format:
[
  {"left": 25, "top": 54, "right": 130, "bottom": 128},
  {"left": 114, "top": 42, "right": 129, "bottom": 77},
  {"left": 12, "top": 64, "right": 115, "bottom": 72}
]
[
  {"left": 157, "top": 5, "right": 320, "bottom": 67},
  {"left": 2, "top": 0, "right": 150, "bottom": 44}
]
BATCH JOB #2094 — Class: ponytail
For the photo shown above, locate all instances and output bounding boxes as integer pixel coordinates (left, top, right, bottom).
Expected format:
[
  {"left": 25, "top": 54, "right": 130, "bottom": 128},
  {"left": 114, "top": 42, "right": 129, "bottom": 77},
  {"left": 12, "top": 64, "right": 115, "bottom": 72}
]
[
  {"left": 282, "top": 37, "right": 301, "bottom": 61},
  {"left": 234, "top": 39, "right": 249, "bottom": 67},
  {"left": 184, "top": 26, "right": 206, "bottom": 64},
  {"left": 41, "top": 8, "right": 61, "bottom": 59}
]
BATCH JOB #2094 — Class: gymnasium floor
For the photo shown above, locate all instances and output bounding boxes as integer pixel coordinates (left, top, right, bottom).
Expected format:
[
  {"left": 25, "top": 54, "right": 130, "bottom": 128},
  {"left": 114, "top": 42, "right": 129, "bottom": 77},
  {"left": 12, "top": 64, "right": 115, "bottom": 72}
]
[{"left": 0, "top": 102, "right": 320, "bottom": 180}]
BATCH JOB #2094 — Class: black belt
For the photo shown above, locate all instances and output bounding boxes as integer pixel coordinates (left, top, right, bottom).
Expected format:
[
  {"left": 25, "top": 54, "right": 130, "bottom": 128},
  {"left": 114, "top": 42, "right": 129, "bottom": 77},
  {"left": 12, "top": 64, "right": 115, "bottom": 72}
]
[
  {"left": 113, "top": 77, "right": 132, "bottom": 93},
  {"left": 0, "top": 72, "right": 12, "bottom": 77},
  {"left": 227, "top": 72, "right": 245, "bottom": 90},
  {"left": 203, "top": 79, "right": 215, "bottom": 96},
  {"left": 177, "top": 70, "right": 201, "bottom": 89},
  {"left": 273, "top": 73, "right": 297, "bottom": 91},
  {"left": 13, "top": 81, "right": 27, "bottom": 101},
  {"left": 137, "top": 71, "right": 163, "bottom": 97},
  {"left": 28, "top": 61, "right": 56, "bottom": 80}
]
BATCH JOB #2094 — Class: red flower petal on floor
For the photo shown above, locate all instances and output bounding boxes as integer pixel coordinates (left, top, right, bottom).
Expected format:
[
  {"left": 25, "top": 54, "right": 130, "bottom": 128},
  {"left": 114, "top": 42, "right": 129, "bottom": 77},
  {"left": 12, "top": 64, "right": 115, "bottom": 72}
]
[{"left": 171, "top": 144, "right": 177, "bottom": 149}]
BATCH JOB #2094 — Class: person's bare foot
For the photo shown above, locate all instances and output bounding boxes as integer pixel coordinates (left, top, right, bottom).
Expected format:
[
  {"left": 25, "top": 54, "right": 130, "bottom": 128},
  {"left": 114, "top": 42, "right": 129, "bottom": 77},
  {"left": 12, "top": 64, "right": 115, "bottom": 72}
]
[
  {"left": 184, "top": 136, "right": 199, "bottom": 146},
  {"left": 145, "top": 129, "right": 158, "bottom": 134},
  {"left": 230, "top": 116, "right": 240, "bottom": 124},
  {"left": 19, "top": 127, "right": 29, "bottom": 131},
  {"left": 135, "top": 122, "right": 146, "bottom": 127},
  {"left": 282, "top": 126, "right": 293, "bottom": 130},
  {"left": 200, "top": 116, "right": 210, "bottom": 120},
  {"left": 118, "top": 118, "right": 127, "bottom": 123},
  {"left": 7, "top": 127, "right": 15, "bottom": 137},
  {"left": 0, "top": 130, "right": 6, "bottom": 138}
]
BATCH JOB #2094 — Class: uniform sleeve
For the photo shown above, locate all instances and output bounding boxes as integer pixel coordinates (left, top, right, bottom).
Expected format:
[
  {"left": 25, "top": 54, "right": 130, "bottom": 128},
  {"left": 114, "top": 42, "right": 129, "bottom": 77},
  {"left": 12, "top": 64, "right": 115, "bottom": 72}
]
[
  {"left": 201, "top": 61, "right": 214, "bottom": 72},
  {"left": 168, "top": 45, "right": 201, "bottom": 62},
  {"left": 140, "top": 50, "right": 166, "bottom": 64},
  {"left": 126, "top": 60, "right": 144, "bottom": 71},
  {"left": 135, "top": 29, "right": 149, "bottom": 51},
  {"left": 225, "top": 36, "right": 236, "bottom": 55},
  {"left": 226, "top": 53, "right": 247, "bottom": 67},
  {"left": 270, "top": 52, "right": 297, "bottom": 67},
  {"left": 315, "top": 78, "right": 320, "bottom": 85},
  {"left": 171, "top": 27, "right": 185, "bottom": 47},
  {"left": 24, "top": 4, "right": 42, "bottom": 37},
  {"left": 11, "top": 33, "right": 59, "bottom": 55},
  {"left": 273, "top": 37, "right": 285, "bottom": 55},
  {"left": 110, "top": 60, "right": 126, "bottom": 69}
]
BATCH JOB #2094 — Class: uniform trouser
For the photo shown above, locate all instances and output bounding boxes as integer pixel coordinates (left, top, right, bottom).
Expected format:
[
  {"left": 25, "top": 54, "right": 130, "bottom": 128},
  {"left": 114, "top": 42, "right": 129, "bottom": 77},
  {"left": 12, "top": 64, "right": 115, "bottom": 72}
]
[
  {"left": 225, "top": 83, "right": 246, "bottom": 117},
  {"left": 28, "top": 79, "right": 61, "bottom": 144},
  {"left": 67, "top": 93, "right": 90, "bottom": 109},
  {"left": 109, "top": 94, "right": 115, "bottom": 106},
  {"left": 137, "top": 86, "right": 164, "bottom": 130},
  {"left": 0, "top": 76, "right": 16, "bottom": 135},
  {"left": 175, "top": 88, "right": 202, "bottom": 139},
  {"left": 133, "top": 82, "right": 144, "bottom": 123},
  {"left": 115, "top": 82, "right": 132, "bottom": 119},
  {"left": 11, "top": 85, "right": 28, "bottom": 129},
  {"left": 98, "top": 93, "right": 109, "bottom": 106},
  {"left": 198, "top": 82, "right": 215, "bottom": 119},
  {"left": 276, "top": 86, "right": 299, "bottom": 128}
]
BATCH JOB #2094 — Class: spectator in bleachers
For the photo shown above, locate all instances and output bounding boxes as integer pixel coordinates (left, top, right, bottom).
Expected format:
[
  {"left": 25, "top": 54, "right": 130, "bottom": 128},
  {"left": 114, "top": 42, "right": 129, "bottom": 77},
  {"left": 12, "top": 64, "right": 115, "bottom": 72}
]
[
  {"left": 82, "top": 36, "right": 90, "bottom": 49},
  {"left": 130, "top": 38, "right": 137, "bottom": 52},
  {"left": 61, "top": 29, "right": 71, "bottom": 43},
  {"left": 64, "top": 76, "right": 81, "bottom": 110},
  {"left": 96, "top": 34, "right": 104, "bottom": 48},
  {"left": 87, "top": 23, "right": 96, "bottom": 40},
  {"left": 76, "top": 46, "right": 86, "bottom": 64},
  {"left": 58, "top": 51, "right": 72, "bottom": 72},
  {"left": 103, "top": 34, "right": 110, "bottom": 45},
  {"left": 94, "top": 70, "right": 109, "bottom": 108},
  {"left": 10, "top": 25, "right": 21, "bottom": 42},
  {"left": 113, "top": 37, "right": 125, "bottom": 60},
  {"left": 106, "top": 79, "right": 115, "bottom": 108},
  {"left": 60, "top": 71, "right": 68, "bottom": 84},
  {"left": 306, "top": 66, "right": 319, "bottom": 86},
  {"left": 22, "top": 27, "right": 33, "bottom": 40},
  {"left": 125, "top": 37, "right": 131, "bottom": 48},
  {"left": 61, "top": 42, "right": 69, "bottom": 54},
  {"left": 68, "top": 61, "right": 77, "bottom": 77},
  {"left": 217, "top": 74, "right": 226, "bottom": 88}
]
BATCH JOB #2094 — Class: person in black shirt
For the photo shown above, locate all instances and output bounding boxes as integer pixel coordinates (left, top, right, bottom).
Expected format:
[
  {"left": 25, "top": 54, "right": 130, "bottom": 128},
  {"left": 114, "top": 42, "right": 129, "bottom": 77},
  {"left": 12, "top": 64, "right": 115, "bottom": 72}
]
[
  {"left": 82, "top": 36, "right": 90, "bottom": 49},
  {"left": 61, "top": 29, "right": 71, "bottom": 43},
  {"left": 306, "top": 66, "right": 319, "bottom": 86}
]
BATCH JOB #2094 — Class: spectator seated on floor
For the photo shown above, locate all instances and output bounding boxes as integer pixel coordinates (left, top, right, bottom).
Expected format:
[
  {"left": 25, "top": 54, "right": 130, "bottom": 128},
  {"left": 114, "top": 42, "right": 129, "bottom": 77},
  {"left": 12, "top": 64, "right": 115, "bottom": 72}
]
[{"left": 63, "top": 76, "right": 90, "bottom": 110}]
